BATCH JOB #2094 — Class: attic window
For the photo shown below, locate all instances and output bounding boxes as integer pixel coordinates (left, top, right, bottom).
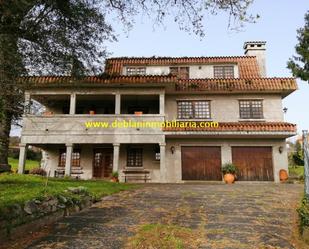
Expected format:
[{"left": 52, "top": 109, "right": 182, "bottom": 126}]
[
  {"left": 126, "top": 67, "right": 146, "bottom": 75},
  {"left": 214, "top": 65, "right": 234, "bottom": 78}
]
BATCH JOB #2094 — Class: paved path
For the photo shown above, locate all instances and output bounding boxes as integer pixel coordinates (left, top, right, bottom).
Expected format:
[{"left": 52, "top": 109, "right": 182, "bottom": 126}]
[{"left": 26, "top": 183, "right": 303, "bottom": 249}]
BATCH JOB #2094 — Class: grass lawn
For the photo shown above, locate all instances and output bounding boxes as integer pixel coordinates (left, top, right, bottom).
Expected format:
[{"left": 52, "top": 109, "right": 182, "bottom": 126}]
[
  {"left": 289, "top": 166, "right": 304, "bottom": 178},
  {"left": 8, "top": 157, "right": 40, "bottom": 171},
  {"left": 0, "top": 174, "right": 135, "bottom": 210},
  {"left": 126, "top": 223, "right": 204, "bottom": 249}
]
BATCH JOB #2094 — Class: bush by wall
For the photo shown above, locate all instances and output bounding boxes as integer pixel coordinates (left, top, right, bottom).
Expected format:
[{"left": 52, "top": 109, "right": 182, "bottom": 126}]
[{"left": 297, "top": 195, "right": 309, "bottom": 234}]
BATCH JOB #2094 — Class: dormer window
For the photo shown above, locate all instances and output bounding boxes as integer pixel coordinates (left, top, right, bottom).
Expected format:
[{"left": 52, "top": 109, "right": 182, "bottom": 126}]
[
  {"left": 214, "top": 65, "right": 234, "bottom": 78},
  {"left": 169, "top": 67, "right": 189, "bottom": 79},
  {"left": 126, "top": 67, "right": 146, "bottom": 75}
]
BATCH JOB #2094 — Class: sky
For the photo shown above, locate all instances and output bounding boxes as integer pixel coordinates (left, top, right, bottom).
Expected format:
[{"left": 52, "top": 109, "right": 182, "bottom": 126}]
[{"left": 11, "top": 0, "right": 309, "bottom": 138}]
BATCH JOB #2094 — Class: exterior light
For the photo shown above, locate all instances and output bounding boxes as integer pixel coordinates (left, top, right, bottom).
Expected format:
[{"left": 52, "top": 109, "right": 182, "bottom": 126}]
[
  {"left": 279, "top": 146, "right": 283, "bottom": 154},
  {"left": 283, "top": 107, "right": 288, "bottom": 113},
  {"left": 170, "top": 146, "right": 175, "bottom": 154}
]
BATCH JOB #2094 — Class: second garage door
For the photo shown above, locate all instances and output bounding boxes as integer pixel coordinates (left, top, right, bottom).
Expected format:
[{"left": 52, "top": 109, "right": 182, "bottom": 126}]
[
  {"left": 181, "top": 146, "right": 222, "bottom": 180},
  {"left": 232, "top": 146, "right": 274, "bottom": 181}
]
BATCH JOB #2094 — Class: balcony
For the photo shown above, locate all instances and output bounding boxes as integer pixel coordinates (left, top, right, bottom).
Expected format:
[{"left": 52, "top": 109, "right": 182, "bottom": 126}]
[{"left": 21, "top": 92, "right": 165, "bottom": 144}]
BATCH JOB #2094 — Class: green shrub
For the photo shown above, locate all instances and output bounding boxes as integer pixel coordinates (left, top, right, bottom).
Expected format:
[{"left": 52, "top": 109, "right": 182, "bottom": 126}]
[
  {"left": 222, "top": 163, "right": 238, "bottom": 175},
  {"left": 297, "top": 195, "right": 309, "bottom": 234},
  {"left": 112, "top": 171, "right": 119, "bottom": 178}
]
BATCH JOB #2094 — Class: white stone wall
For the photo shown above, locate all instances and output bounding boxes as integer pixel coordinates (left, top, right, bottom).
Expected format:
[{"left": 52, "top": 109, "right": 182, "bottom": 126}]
[
  {"left": 165, "top": 93, "right": 284, "bottom": 122},
  {"left": 123, "top": 64, "right": 239, "bottom": 78}
]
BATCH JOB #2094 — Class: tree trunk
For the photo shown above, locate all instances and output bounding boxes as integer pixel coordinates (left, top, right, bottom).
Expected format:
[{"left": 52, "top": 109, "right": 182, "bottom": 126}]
[
  {"left": 0, "top": 32, "right": 25, "bottom": 171},
  {"left": 0, "top": 111, "right": 12, "bottom": 170}
]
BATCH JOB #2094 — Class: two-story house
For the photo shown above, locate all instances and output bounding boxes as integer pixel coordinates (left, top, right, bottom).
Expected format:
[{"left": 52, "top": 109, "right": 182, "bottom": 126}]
[{"left": 18, "top": 41, "right": 297, "bottom": 182}]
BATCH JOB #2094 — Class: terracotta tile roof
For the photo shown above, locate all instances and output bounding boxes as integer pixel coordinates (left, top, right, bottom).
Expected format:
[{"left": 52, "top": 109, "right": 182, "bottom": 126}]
[
  {"left": 176, "top": 78, "right": 297, "bottom": 95},
  {"left": 105, "top": 56, "right": 261, "bottom": 78},
  {"left": 21, "top": 76, "right": 297, "bottom": 96},
  {"left": 21, "top": 75, "right": 176, "bottom": 86},
  {"left": 163, "top": 122, "right": 296, "bottom": 133}
]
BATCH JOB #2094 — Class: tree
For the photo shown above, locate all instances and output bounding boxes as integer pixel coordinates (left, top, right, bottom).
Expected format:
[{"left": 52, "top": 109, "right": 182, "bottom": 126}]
[
  {"left": 288, "top": 11, "right": 309, "bottom": 83},
  {"left": 0, "top": 0, "right": 256, "bottom": 169},
  {"left": 293, "top": 140, "right": 304, "bottom": 166}
]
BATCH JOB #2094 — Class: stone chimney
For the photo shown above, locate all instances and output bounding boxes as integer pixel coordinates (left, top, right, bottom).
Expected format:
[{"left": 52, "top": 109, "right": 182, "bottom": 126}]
[{"left": 243, "top": 41, "right": 266, "bottom": 77}]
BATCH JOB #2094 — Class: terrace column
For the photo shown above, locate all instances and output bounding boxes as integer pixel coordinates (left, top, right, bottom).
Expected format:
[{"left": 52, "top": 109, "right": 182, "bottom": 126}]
[
  {"left": 65, "top": 144, "right": 73, "bottom": 176},
  {"left": 113, "top": 143, "right": 120, "bottom": 173},
  {"left": 115, "top": 93, "right": 121, "bottom": 114},
  {"left": 159, "top": 93, "right": 165, "bottom": 115},
  {"left": 24, "top": 92, "right": 31, "bottom": 114},
  {"left": 160, "top": 143, "right": 167, "bottom": 182},
  {"left": 69, "top": 93, "right": 76, "bottom": 114},
  {"left": 18, "top": 144, "right": 27, "bottom": 174}
]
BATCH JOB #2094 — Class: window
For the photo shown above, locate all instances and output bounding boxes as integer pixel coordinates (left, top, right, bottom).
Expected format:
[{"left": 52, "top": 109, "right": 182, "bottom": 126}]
[
  {"left": 239, "top": 100, "right": 263, "bottom": 119},
  {"left": 177, "top": 100, "right": 211, "bottom": 119},
  {"left": 127, "top": 148, "right": 143, "bottom": 167},
  {"left": 72, "top": 150, "right": 81, "bottom": 167},
  {"left": 58, "top": 149, "right": 81, "bottom": 167},
  {"left": 58, "top": 150, "right": 66, "bottom": 167},
  {"left": 126, "top": 67, "right": 146, "bottom": 75},
  {"left": 169, "top": 67, "right": 189, "bottom": 79},
  {"left": 214, "top": 66, "right": 234, "bottom": 78}
]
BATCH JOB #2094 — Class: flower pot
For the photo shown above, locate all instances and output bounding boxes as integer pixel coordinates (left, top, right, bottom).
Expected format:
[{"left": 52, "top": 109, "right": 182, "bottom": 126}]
[
  {"left": 43, "top": 111, "right": 54, "bottom": 116},
  {"left": 134, "top": 111, "right": 143, "bottom": 116},
  {"left": 110, "top": 177, "right": 119, "bottom": 183},
  {"left": 224, "top": 173, "right": 235, "bottom": 184},
  {"left": 279, "top": 169, "right": 288, "bottom": 182},
  {"left": 89, "top": 110, "right": 96, "bottom": 115}
]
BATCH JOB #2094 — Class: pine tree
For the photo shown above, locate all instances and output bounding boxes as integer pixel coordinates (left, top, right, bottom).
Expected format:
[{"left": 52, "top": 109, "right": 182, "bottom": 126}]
[{"left": 288, "top": 11, "right": 309, "bottom": 82}]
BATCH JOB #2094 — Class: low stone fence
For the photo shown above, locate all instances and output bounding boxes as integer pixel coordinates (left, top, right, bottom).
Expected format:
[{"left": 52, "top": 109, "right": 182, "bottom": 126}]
[{"left": 0, "top": 186, "right": 97, "bottom": 241}]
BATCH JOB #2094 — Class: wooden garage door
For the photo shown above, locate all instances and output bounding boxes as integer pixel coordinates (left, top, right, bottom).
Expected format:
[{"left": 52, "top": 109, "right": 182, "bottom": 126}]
[
  {"left": 232, "top": 147, "right": 274, "bottom": 181},
  {"left": 181, "top": 147, "right": 222, "bottom": 180}
]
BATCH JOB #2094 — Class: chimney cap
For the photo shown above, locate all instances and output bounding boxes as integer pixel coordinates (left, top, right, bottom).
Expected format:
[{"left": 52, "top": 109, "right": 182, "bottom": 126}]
[{"left": 243, "top": 41, "right": 266, "bottom": 49}]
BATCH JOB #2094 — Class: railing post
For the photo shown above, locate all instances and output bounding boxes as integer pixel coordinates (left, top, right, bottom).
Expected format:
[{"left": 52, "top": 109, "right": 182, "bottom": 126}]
[{"left": 303, "top": 130, "right": 309, "bottom": 198}]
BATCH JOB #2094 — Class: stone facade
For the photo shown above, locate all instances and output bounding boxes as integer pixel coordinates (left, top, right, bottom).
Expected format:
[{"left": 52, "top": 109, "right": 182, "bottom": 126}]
[{"left": 18, "top": 41, "right": 297, "bottom": 183}]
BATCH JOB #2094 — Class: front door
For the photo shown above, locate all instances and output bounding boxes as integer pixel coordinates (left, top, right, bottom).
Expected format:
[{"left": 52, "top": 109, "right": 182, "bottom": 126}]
[{"left": 93, "top": 148, "right": 113, "bottom": 178}]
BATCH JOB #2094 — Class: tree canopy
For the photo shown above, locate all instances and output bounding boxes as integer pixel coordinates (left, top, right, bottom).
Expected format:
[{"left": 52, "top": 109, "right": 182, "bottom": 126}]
[{"left": 288, "top": 11, "right": 309, "bottom": 83}]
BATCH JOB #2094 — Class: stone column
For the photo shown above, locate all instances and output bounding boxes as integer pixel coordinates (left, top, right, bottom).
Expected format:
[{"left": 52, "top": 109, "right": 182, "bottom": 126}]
[
  {"left": 113, "top": 143, "right": 120, "bottom": 173},
  {"left": 69, "top": 93, "right": 76, "bottom": 114},
  {"left": 160, "top": 143, "right": 166, "bottom": 182},
  {"left": 65, "top": 144, "right": 73, "bottom": 176},
  {"left": 115, "top": 93, "right": 121, "bottom": 114},
  {"left": 18, "top": 144, "right": 27, "bottom": 174},
  {"left": 159, "top": 93, "right": 165, "bottom": 115},
  {"left": 24, "top": 92, "right": 31, "bottom": 114}
]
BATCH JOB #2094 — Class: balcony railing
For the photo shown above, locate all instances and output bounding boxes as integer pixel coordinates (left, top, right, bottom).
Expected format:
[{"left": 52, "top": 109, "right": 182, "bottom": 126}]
[{"left": 22, "top": 114, "right": 165, "bottom": 136}]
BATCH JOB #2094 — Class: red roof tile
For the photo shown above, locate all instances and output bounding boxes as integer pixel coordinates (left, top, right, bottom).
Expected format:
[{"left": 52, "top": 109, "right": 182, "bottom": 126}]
[
  {"left": 105, "top": 56, "right": 261, "bottom": 78},
  {"left": 163, "top": 122, "right": 296, "bottom": 133},
  {"left": 21, "top": 75, "right": 176, "bottom": 86},
  {"left": 176, "top": 78, "right": 297, "bottom": 94},
  {"left": 22, "top": 76, "right": 297, "bottom": 96}
]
